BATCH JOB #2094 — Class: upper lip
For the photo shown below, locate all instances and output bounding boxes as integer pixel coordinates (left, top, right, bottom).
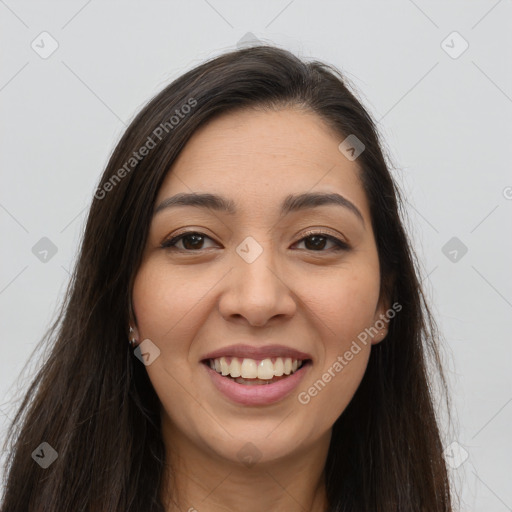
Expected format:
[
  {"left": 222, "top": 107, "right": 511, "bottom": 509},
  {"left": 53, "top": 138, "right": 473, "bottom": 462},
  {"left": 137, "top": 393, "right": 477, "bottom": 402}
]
[{"left": 201, "top": 344, "right": 312, "bottom": 362}]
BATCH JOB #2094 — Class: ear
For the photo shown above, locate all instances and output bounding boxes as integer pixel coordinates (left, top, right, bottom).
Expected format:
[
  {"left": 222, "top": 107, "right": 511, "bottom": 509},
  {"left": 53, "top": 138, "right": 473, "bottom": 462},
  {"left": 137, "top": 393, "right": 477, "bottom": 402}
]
[
  {"left": 370, "top": 276, "right": 395, "bottom": 346},
  {"left": 128, "top": 300, "right": 140, "bottom": 342},
  {"left": 128, "top": 324, "right": 140, "bottom": 343}
]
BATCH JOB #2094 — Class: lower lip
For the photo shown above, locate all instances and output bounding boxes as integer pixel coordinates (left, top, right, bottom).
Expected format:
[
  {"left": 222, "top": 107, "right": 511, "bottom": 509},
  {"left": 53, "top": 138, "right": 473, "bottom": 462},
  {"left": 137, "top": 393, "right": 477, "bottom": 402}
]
[{"left": 203, "top": 361, "right": 311, "bottom": 406}]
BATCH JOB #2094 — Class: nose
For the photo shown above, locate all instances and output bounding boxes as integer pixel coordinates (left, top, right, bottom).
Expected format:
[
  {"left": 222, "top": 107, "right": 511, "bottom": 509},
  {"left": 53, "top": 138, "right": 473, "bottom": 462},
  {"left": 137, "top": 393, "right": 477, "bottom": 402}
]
[{"left": 218, "top": 248, "right": 297, "bottom": 327}]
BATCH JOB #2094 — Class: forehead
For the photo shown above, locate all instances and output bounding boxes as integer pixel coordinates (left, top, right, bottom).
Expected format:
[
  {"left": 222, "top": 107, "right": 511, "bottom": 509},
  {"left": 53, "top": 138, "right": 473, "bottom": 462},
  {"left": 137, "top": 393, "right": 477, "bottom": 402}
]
[{"left": 155, "top": 108, "right": 370, "bottom": 221}]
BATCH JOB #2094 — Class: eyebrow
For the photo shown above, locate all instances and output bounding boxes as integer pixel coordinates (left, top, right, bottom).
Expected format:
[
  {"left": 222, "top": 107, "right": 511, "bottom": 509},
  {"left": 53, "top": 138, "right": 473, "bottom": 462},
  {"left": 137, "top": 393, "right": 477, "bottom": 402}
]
[{"left": 153, "top": 191, "right": 365, "bottom": 226}]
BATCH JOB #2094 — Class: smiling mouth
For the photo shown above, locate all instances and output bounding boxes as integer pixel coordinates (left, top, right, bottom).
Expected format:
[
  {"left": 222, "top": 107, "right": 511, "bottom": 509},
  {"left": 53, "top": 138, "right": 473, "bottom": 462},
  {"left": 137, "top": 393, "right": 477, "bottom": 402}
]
[{"left": 202, "top": 356, "right": 311, "bottom": 385}]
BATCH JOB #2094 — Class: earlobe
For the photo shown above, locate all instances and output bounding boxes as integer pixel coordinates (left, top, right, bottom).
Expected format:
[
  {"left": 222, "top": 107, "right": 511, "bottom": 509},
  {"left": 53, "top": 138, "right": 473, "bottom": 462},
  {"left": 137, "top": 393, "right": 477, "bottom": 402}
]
[
  {"left": 128, "top": 323, "right": 140, "bottom": 348},
  {"left": 371, "top": 327, "right": 388, "bottom": 345},
  {"left": 128, "top": 298, "right": 140, "bottom": 347},
  {"left": 371, "top": 296, "right": 392, "bottom": 345}
]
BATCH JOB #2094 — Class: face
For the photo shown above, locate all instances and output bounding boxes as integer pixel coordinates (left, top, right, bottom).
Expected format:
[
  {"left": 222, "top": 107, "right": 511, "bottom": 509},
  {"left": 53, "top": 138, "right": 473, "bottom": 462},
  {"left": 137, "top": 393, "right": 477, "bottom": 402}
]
[{"left": 131, "top": 107, "right": 389, "bottom": 466}]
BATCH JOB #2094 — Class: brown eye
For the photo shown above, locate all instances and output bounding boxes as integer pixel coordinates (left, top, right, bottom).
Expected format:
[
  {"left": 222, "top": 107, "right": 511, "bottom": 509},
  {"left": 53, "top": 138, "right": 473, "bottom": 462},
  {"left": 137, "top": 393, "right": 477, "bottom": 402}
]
[
  {"left": 161, "top": 231, "right": 349, "bottom": 253},
  {"left": 294, "top": 233, "right": 349, "bottom": 252},
  {"left": 161, "top": 232, "right": 217, "bottom": 251}
]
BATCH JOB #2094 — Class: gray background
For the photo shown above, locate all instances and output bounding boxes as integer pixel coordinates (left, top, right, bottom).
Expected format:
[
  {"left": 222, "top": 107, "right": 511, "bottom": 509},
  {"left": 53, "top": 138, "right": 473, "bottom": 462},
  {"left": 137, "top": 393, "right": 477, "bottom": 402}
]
[{"left": 1, "top": 1, "right": 511, "bottom": 510}]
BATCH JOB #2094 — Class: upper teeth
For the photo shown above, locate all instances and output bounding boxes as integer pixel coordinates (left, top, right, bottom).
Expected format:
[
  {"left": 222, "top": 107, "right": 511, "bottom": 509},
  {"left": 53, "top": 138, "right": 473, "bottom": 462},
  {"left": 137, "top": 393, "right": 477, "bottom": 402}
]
[{"left": 209, "top": 356, "right": 302, "bottom": 379}]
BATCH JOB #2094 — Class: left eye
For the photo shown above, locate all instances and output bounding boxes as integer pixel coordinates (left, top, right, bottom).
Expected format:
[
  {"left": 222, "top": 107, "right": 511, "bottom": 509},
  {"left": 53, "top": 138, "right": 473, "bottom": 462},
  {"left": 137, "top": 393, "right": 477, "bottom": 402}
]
[
  {"left": 161, "top": 232, "right": 348, "bottom": 252},
  {"left": 294, "top": 233, "right": 348, "bottom": 252}
]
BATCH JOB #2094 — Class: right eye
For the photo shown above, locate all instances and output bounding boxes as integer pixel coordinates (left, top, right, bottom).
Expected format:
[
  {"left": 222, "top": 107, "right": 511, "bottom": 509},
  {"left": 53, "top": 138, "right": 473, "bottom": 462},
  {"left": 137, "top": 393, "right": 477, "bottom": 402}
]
[{"left": 160, "top": 231, "right": 219, "bottom": 251}]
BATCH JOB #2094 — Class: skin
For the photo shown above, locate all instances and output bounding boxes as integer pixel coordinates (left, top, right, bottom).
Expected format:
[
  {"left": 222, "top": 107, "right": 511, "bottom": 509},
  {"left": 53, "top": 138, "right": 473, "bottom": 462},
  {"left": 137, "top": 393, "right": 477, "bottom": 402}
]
[{"left": 130, "top": 107, "right": 390, "bottom": 512}]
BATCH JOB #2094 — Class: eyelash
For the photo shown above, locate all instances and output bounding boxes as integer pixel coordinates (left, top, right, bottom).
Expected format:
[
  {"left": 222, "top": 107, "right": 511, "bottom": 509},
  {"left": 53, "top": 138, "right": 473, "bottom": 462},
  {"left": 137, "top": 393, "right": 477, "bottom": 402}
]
[{"left": 160, "top": 230, "right": 350, "bottom": 253}]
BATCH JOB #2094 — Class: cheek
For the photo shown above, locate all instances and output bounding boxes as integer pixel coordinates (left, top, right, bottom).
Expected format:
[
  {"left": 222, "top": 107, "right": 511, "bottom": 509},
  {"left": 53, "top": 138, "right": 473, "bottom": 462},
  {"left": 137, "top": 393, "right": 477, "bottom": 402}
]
[
  {"left": 131, "top": 260, "right": 211, "bottom": 341},
  {"left": 294, "top": 264, "right": 379, "bottom": 420},
  {"left": 300, "top": 263, "right": 381, "bottom": 344},
  {"left": 131, "top": 261, "right": 206, "bottom": 407},
  {"left": 301, "top": 347, "right": 370, "bottom": 430}
]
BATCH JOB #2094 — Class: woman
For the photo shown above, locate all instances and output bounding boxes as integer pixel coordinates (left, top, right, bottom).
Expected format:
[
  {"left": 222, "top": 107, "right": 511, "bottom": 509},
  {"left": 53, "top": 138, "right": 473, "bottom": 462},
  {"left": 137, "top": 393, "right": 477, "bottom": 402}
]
[{"left": 0, "top": 45, "right": 455, "bottom": 511}]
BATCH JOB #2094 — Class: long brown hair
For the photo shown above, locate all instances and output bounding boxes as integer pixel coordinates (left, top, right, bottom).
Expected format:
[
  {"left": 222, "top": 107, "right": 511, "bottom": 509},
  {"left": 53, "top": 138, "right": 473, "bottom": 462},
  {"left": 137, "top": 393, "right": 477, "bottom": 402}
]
[{"left": 1, "top": 45, "right": 455, "bottom": 511}]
